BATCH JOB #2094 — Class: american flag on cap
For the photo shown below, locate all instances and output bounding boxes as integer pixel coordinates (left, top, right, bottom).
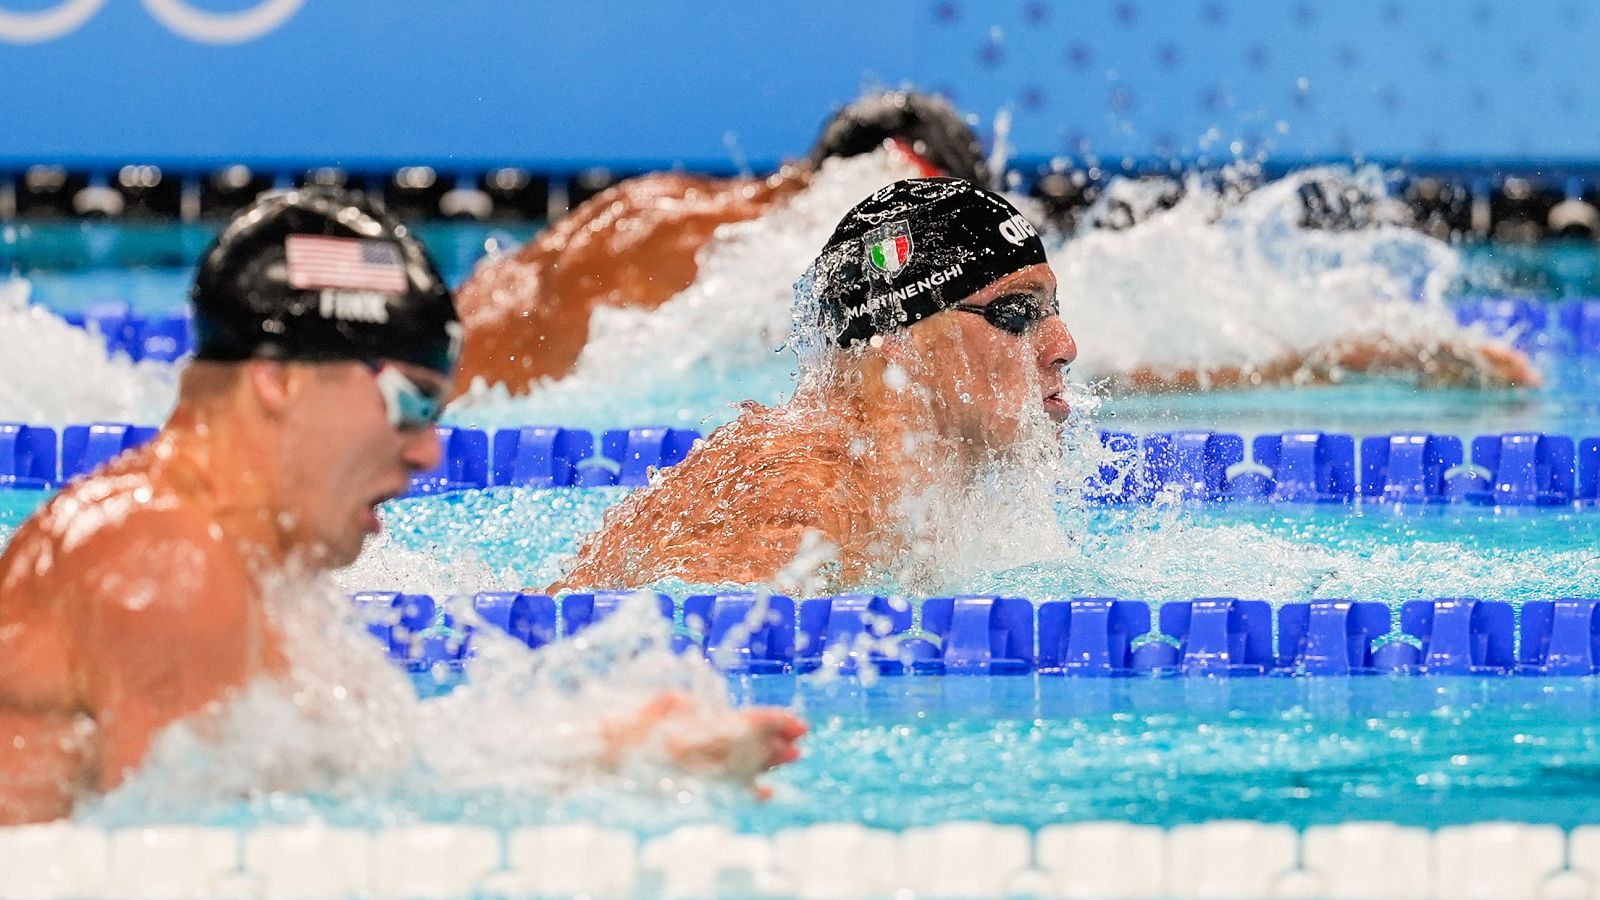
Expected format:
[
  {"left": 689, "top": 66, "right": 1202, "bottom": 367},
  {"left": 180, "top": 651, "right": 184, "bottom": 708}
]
[{"left": 285, "top": 235, "right": 408, "bottom": 293}]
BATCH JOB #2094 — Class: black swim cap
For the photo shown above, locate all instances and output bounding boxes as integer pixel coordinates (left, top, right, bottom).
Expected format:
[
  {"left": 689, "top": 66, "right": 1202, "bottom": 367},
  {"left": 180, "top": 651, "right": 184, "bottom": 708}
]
[
  {"left": 191, "top": 187, "right": 460, "bottom": 375},
  {"left": 809, "top": 177, "right": 1049, "bottom": 347},
  {"left": 809, "top": 91, "right": 991, "bottom": 187}
]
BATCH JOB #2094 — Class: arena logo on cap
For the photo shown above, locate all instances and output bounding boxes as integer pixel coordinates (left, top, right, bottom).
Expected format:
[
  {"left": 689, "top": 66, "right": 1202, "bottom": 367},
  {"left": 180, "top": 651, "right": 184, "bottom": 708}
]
[
  {"left": 863, "top": 221, "right": 914, "bottom": 277},
  {"left": 0, "top": 0, "right": 303, "bottom": 44},
  {"left": 998, "top": 212, "right": 1039, "bottom": 247}
]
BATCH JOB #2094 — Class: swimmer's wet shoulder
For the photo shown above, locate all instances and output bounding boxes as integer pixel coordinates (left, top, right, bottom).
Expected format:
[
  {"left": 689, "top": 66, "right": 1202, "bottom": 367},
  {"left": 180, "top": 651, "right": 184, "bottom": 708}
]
[
  {"left": 0, "top": 458, "right": 275, "bottom": 821},
  {"left": 554, "top": 409, "right": 863, "bottom": 590},
  {"left": 0, "top": 186, "right": 460, "bottom": 823},
  {"left": 552, "top": 177, "right": 1076, "bottom": 592}
]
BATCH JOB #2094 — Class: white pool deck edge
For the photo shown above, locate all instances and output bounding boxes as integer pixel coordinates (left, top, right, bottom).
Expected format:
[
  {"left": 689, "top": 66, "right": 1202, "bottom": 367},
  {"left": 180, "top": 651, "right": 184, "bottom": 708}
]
[{"left": 1, "top": 818, "right": 1597, "bottom": 898}]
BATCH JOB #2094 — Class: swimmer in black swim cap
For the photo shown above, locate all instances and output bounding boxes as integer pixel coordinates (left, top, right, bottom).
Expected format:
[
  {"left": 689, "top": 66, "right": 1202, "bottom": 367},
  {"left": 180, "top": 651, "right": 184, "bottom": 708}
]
[
  {"left": 555, "top": 176, "right": 1075, "bottom": 593},
  {"left": 192, "top": 186, "right": 461, "bottom": 429},
  {"left": 808, "top": 176, "right": 1048, "bottom": 347},
  {"left": 0, "top": 188, "right": 805, "bottom": 823},
  {"left": 453, "top": 90, "right": 992, "bottom": 393},
  {"left": 809, "top": 91, "right": 991, "bottom": 187}
]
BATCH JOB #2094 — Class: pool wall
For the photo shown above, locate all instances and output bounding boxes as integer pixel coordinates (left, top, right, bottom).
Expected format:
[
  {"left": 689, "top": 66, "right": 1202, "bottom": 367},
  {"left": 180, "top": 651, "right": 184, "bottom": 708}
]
[{"left": 0, "top": 818, "right": 1592, "bottom": 898}]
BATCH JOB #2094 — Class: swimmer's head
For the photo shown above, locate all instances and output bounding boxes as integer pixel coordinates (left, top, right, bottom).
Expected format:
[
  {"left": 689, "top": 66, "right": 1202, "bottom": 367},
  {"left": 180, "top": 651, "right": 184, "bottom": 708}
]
[
  {"left": 809, "top": 91, "right": 990, "bottom": 186},
  {"left": 809, "top": 177, "right": 1050, "bottom": 347},
  {"left": 191, "top": 186, "right": 461, "bottom": 377},
  {"left": 802, "top": 177, "right": 1075, "bottom": 436}
]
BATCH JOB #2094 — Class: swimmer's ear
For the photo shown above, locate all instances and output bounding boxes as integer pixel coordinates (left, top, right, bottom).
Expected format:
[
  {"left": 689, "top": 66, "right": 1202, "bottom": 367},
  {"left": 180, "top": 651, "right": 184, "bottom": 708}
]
[{"left": 244, "top": 360, "right": 297, "bottom": 421}]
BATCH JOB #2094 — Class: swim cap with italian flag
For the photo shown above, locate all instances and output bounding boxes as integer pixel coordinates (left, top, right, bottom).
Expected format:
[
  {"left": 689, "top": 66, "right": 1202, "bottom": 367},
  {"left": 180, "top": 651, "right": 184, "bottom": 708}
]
[{"left": 807, "top": 177, "right": 1047, "bottom": 347}]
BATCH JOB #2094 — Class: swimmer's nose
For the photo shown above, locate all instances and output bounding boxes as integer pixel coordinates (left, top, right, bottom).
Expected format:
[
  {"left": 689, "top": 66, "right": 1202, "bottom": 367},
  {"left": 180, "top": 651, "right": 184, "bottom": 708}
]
[
  {"left": 1034, "top": 315, "right": 1077, "bottom": 372},
  {"left": 401, "top": 426, "right": 444, "bottom": 474}
]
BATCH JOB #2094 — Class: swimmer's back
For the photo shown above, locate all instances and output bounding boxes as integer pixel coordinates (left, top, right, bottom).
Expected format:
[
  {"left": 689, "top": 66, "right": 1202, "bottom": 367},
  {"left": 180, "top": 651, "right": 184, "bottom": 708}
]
[
  {"left": 0, "top": 443, "right": 276, "bottom": 822},
  {"left": 453, "top": 170, "right": 806, "bottom": 394},
  {"left": 551, "top": 402, "right": 865, "bottom": 590}
]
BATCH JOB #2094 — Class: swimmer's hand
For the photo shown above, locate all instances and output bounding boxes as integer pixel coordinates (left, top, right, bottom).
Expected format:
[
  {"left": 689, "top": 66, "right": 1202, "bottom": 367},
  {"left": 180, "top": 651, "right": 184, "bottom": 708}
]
[
  {"left": 600, "top": 692, "right": 807, "bottom": 800},
  {"left": 1469, "top": 339, "right": 1543, "bottom": 388}
]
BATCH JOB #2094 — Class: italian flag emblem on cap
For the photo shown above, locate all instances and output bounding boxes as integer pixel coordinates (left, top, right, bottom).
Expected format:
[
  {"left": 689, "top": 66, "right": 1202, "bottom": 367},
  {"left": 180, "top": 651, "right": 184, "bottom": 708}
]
[{"left": 864, "top": 221, "right": 914, "bottom": 275}]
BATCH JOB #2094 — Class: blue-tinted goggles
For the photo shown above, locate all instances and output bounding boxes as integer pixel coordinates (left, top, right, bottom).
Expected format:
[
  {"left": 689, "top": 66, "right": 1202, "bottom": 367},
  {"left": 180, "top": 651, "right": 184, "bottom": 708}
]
[{"left": 364, "top": 360, "right": 444, "bottom": 430}]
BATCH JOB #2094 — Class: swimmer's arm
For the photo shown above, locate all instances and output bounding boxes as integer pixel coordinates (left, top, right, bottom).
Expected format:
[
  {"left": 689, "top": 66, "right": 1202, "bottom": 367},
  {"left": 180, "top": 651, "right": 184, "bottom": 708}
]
[
  {"left": 1111, "top": 335, "right": 1540, "bottom": 393},
  {"left": 69, "top": 514, "right": 255, "bottom": 790},
  {"left": 598, "top": 692, "right": 806, "bottom": 800}
]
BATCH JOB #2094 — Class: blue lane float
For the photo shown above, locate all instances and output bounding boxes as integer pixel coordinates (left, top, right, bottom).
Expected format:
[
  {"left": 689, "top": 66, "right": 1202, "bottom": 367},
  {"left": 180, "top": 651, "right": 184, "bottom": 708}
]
[
  {"left": 0, "top": 424, "right": 58, "bottom": 490},
  {"left": 1359, "top": 433, "right": 1462, "bottom": 503},
  {"left": 18, "top": 421, "right": 1600, "bottom": 511},
  {"left": 470, "top": 591, "right": 558, "bottom": 651},
  {"left": 1399, "top": 598, "right": 1516, "bottom": 674},
  {"left": 491, "top": 426, "right": 593, "bottom": 488},
  {"left": 795, "top": 595, "right": 912, "bottom": 674},
  {"left": 1276, "top": 600, "right": 1391, "bottom": 675},
  {"left": 1558, "top": 299, "right": 1600, "bottom": 354},
  {"left": 1252, "top": 432, "right": 1356, "bottom": 503},
  {"left": 1462, "top": 433, "right": 1576, "bottom": 506},
  {"left": 59, "top": 422, "right": 158, "bottom": 482},
  {"left": 352, "top": 593, "right": 1600, "bottom": 679},
  {"left": 682, "top": 593, "right": 797, "bottom": 675},
  {"left": 407, "top": 427, "right": 490, "bottom": 496},
  {"left": 1518, "top": 598, "right": 1600, "bottom": 675},
  {"left": 1035, "top": 598, "right": 1150, "bottom": 675},
  {"left": 1158, "top": 598, "right": 1276, "bottom": 676},
  {"left": 58, "top": 303, "right": 196, "bottom": 363},
  {"left": 917, "top": 595, "right": 1034, "bottom": 674}
]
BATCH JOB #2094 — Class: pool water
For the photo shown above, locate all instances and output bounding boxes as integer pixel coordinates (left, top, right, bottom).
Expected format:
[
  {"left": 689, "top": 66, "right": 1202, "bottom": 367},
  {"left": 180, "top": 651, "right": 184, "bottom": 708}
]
[{"left": 7, "top": 167, "right": 1600, "bottom": 891}]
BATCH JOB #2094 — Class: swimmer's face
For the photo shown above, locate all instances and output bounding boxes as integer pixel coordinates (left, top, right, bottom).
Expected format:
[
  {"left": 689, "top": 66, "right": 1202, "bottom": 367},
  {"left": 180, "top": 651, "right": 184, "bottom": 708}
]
[
  {"left": 275, "top": 360, "right": 448, "bottom": 567},
  {"left": 903, "top": 263, "right": 1076, "bottom": 445}
]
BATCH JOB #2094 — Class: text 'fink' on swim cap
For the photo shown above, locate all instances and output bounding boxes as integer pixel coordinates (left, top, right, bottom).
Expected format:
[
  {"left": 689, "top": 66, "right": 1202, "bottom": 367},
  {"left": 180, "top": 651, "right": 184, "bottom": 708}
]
[
  {"left": 808, "top": 177, "right": 1048, "bottom": 347},
  {"left": 190, "top": 186, "right": 461, "bottom": 375}
]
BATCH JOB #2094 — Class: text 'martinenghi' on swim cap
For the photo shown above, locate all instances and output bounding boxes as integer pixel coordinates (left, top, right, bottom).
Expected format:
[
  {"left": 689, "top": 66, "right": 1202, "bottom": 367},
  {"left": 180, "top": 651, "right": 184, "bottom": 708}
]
[
  {"left": 809, "top": 177, "right": 1048, "bottom": 347},
  {"left": 190, "top": 186, "right": 461, "bottom": 375}
]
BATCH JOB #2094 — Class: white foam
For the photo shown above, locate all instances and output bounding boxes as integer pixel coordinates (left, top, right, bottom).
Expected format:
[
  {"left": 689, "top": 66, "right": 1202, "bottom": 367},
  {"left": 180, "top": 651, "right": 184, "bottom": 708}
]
[
  {"left": 447, "top": 150, "right": 922, "bottom": 430},
  {"left": 0, "top": 280, "right": 176, "bottom": 426},
  {"left": 91, "top": 578, "right": 751, "bottom": 824},
  {"left": 1061, "top": 166, "right": 1471, "bottom": 378},
  {"left": 446, "top": 162, "right": 1481, "bottom": 432}
]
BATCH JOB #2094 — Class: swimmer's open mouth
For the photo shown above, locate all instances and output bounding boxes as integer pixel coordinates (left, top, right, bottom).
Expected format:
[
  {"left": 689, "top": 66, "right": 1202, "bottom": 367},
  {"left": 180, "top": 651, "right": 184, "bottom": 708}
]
[{"left": 1043, "top": 390, "right": 1070, "bottom": 420}]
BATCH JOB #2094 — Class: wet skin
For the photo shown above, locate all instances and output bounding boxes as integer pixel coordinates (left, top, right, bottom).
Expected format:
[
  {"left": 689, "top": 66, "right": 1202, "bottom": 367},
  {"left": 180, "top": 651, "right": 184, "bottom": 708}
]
[
  {"left": 455, "top": 164, "right": 1536, "bottom": 395},
  {"left": 452, "top": 167, "right": 811, "bottom": 396},
  {"left": 551, "top": 263, "right": 1077, "bottom": 593},
  {"left": 0, "top": 359, "right": 442, "bottom": 823},
  {"left": 0, "top": 359, "right": 804, "bottom": 823}
]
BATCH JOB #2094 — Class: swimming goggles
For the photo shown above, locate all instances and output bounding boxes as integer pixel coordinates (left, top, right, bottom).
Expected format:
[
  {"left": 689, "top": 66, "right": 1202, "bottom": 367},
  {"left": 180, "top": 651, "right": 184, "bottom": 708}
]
[
  {"left": 365, "top": 360, "right": 444, "bottom": 431},
  {"left": 951, "top": 292, "right": 1057, "bottom": 335}
]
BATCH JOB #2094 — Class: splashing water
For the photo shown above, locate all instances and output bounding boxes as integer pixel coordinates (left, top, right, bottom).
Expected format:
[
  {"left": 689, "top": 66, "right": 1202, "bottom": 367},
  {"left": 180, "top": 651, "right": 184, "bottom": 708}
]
[
  {"left": 446, "top": 150, "right": 923, "bottom": 431},
  {"left": 1061, "top": 166, "right": 1471, "bottom": 379},
  {"left": 2, "top": 160, "right": 1488, "bottom": 432},
  {"left": 0, "top": 279, "right": 176, "bottom": 426},
  {"left": 91, "top": 577, "right": 754, "bottom": 826},
  {"left": 447, "top": 162, "right": 1484, "bottom": 432}
]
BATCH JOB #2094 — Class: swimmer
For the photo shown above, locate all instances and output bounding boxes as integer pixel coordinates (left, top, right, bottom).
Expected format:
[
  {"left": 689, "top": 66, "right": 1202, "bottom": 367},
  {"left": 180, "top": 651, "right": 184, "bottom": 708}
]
[
  {"left": 0, "top": 188, "right": 803, "bottom": 824},
  {"left": 451, "top": 90, "right": 986, "bottom": 395},
  {"left": 456, "top": 87, "right": 1536, "bottom": 398},
  {"left": 552, "top": 177, "right": 1073, "bottom": 591}
]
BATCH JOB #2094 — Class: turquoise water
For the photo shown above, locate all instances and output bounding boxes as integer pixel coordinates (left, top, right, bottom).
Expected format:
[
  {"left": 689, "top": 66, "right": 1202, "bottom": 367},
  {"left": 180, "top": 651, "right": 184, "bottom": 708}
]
[
  {"left": 7, "top": 488, "right": 1598, "bottom": 603},
  {"left": 9, "top": 218, "right": 1600, "bottom": 841},
  {"left": 77, "top": 674, "right": 1600, "bottom": 833},
  {"left": 9, "top": 474, "right": 1599, "bottom": 832}
]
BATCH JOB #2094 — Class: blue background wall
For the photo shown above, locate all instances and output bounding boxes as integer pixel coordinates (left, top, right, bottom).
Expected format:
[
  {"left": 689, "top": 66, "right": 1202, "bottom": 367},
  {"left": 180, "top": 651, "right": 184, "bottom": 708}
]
[{"left": 1, "top": 0, "right": 1596, "bottom": 171}]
